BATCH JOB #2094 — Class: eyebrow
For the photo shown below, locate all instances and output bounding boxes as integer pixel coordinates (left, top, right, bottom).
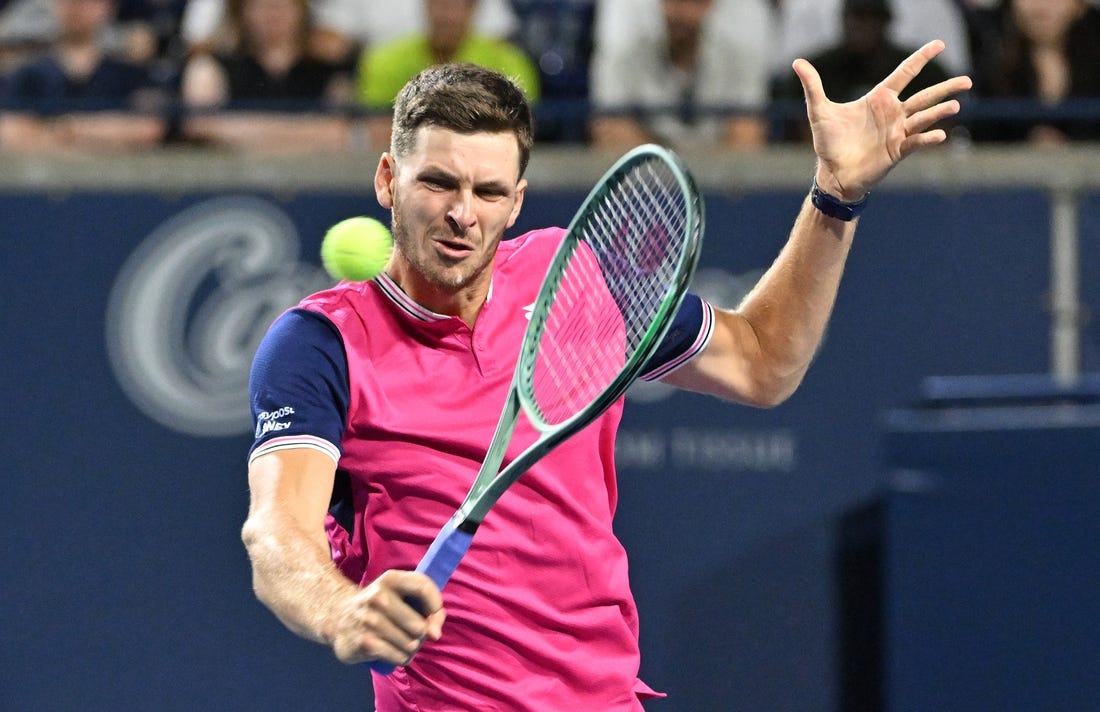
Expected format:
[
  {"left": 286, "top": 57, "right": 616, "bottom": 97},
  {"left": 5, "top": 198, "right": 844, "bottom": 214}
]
[{"left": 417, "top": 167, "right": 514, "bottom": 195}]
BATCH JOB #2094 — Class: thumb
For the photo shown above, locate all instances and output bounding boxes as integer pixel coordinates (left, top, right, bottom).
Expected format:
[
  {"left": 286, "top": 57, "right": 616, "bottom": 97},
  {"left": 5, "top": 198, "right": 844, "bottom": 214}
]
[{"left": 792, "top": 58, "right": 827, "bottom": 116}]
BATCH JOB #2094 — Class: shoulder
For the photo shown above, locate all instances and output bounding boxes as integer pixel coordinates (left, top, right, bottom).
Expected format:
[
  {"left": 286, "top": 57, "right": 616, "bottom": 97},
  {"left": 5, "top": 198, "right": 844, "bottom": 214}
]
[
  {"left": 261, "top": 306, "right": 341, "bottom": 347},
  {"left": 458, "top": 35, "right": 540, "bottom": 96},
  {"left": 252, "top": 308, "right": 345, "bottom": 389},
  {"left": 495, "top": 227, "right": 567, "bottom": 272},
  {"left": 588, "top": 25, "right": 664, "bottom": 99},
  {"left": 297, "top": 281, "right": 377, "bottom": 323},
  {"left": 357, "top": 36, "right": 429, "bottom": 104},
  {"left": 363, "top": 34, "right": 428, "bottom": 66},
  {"left": 462, "top": 34, "right": 529, "bottom": 58}
]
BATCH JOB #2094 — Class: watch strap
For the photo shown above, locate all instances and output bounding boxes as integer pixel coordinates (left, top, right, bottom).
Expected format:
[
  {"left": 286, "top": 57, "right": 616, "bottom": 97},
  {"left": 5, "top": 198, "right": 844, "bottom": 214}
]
[{"left": 810, "top": 177, "right": 868, "bottom": 221}]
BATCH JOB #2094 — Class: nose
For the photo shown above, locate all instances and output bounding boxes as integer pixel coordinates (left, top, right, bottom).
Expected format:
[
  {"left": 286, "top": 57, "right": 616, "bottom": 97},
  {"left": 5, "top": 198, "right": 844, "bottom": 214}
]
[{"left": 446, "top": 191, "right": 476, "bottom": 235}]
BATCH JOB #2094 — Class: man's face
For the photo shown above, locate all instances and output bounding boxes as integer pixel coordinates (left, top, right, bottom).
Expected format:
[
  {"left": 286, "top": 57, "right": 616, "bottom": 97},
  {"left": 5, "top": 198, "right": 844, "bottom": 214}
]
[
  {"left": 1012, "top": 0, "right": 1085, "bottom": 46},
  {"left": 426, "top": 0, "right": 477, "bottom": 55},
  {"left": 376, "top": 127, "right": 527, "bottom": 301},
  {"left": 53, "top": 0, "right": 115, "bottom": 41},
  {"left": 842, "top": 10, "right": 889, "bottom": 52},
  {"left": 241, "top": 0, "right": 305, "bottom": 45}
]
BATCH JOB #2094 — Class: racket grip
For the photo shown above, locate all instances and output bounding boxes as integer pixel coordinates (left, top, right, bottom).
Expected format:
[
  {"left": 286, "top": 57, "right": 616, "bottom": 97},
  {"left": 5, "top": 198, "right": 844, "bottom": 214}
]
[{"left": 367, "top": 518, "right": 476, "bottom": 676}]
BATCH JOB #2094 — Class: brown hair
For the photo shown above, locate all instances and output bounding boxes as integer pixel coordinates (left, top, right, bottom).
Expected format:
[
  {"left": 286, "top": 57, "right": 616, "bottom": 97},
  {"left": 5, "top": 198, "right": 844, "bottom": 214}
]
[{"left": 390, "top": 63, "right": 535, "bottom": 178}]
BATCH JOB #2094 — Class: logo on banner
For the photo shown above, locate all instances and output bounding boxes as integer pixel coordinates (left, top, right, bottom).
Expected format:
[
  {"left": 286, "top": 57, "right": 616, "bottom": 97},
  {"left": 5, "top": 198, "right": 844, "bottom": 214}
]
[{"left": 106, "top": 197, "right": 329, "bottom": 437}]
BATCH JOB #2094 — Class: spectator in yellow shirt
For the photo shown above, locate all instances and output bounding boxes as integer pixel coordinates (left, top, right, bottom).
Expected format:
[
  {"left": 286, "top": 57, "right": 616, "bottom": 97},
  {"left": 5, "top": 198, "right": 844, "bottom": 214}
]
[{"left": 356, "top": 0, "right": 539, "bottom": 150}]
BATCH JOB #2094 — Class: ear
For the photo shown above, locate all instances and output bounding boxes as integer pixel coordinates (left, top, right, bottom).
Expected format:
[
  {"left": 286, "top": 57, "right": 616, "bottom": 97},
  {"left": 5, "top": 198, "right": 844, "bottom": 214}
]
[
  {"left": 505, "top": 178, "right": 527, "bottom": 229},
  {"left": 374, "top": 153, "right": 396, "bottom": 209}
]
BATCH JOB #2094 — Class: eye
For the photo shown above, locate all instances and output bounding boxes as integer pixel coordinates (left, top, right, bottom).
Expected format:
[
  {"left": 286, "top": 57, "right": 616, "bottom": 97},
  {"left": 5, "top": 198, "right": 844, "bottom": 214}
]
[
  {"left": 477, "top": 186, "right": 510, "bottom": 201},
  {"left": 419, "top": 173, "right": 456, "bottom": 191}
]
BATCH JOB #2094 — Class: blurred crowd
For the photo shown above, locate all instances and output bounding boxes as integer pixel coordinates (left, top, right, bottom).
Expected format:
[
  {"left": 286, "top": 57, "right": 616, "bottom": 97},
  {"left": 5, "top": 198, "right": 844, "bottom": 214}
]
[{"left": 1, "top": 0, "right": 1098, "bottom": 155}]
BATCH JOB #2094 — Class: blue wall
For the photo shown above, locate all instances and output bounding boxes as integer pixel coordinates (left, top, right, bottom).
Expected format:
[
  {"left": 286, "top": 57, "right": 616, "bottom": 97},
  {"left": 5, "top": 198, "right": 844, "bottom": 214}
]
[
  {"left": 1, "top": 183, "right": 1085, "bottom": 710},
  {"left": 882, "top": 402, "right": 1100, "bottom": 712}
]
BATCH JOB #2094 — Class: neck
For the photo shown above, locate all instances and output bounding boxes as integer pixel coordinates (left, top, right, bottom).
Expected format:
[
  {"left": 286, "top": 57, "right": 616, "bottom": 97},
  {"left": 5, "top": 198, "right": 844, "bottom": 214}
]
[
  {"left": 431, "top": 45, "right": 458, "bottom": 64},
  {"left": 429, "top": 33, "right": 465, "bottom": 64},
  {"left": 385, "top": 265, "right": 490, "bottom": 329},
  {"left": 667, "top": 35, "right": 699, "bottom": 71}
]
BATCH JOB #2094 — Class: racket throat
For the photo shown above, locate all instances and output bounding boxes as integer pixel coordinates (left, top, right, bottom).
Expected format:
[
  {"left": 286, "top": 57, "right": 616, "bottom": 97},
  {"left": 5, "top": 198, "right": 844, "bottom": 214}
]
[{"left": 456, "top": 517, "right": 480, "bottom": 535}]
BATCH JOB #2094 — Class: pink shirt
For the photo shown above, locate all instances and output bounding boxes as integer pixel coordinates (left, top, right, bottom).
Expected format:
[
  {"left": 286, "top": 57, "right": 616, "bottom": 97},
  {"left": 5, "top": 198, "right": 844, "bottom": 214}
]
[{"left": 249, "top": 227, "right": 712, "bottom": 710}]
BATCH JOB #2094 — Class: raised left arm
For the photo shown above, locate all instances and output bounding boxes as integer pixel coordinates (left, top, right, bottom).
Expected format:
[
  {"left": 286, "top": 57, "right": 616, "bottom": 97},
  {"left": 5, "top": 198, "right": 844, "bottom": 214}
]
[{"left": 664, "top": 41, "right": 972, "bottom": 406}]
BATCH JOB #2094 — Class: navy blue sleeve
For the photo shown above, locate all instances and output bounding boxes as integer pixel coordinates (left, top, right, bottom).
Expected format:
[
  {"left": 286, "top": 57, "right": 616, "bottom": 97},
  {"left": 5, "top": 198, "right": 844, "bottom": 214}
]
[
  {"left": 247, "top": 308, "right": 350, "bottom": 463},
  {"left": 639, "top": 292, "right": 714, "bottom": 381}
]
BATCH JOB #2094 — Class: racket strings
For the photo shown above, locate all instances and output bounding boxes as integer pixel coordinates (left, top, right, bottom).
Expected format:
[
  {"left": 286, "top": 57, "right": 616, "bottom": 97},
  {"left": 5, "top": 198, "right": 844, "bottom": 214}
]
[{"left": 531, "top": 158, "right": 690, "bottom": 425}]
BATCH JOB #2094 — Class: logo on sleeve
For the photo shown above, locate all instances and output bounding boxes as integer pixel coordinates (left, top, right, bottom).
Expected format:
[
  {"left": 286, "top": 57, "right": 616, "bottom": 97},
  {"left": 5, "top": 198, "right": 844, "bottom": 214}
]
[{"left": 255, "top": 406, "right": 296, "bottom": 439}]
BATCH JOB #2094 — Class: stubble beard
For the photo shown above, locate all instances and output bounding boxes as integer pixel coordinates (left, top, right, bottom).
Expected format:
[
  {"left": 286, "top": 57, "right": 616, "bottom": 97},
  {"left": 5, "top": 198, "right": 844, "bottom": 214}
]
[{"left": 391, "top": 202, "right": 490, "bottom": 292}]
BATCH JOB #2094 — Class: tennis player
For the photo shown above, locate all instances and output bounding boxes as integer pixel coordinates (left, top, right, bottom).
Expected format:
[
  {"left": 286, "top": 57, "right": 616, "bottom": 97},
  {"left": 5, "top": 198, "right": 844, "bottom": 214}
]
[{"left": 243, "top": 47, "right": 970, "bottom": 710}]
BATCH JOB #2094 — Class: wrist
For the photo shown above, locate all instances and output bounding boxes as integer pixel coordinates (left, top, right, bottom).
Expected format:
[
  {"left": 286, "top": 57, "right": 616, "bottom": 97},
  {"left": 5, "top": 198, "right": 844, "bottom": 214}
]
[{"left": 810, "top": 176, "right": 868, "bottom": 222}]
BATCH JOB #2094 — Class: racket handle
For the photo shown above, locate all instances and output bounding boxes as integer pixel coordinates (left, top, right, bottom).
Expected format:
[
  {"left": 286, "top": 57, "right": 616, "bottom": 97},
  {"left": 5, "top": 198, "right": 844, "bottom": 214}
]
[{"left": 367, "top": 518, "right": 476, "bottom": 676}]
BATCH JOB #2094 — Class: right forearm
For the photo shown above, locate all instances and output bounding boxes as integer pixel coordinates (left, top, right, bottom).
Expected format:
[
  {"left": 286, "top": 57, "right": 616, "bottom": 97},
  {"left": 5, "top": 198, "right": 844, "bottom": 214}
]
[{"left": 240, "top": 512, "right": 357, "bottom": 645}]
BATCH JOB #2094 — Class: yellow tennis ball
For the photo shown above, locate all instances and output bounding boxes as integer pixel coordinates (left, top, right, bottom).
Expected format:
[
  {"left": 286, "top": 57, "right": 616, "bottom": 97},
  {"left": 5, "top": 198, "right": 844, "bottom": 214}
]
[{"left": 320, "top": 217, "right": 393, "bottom": 281}]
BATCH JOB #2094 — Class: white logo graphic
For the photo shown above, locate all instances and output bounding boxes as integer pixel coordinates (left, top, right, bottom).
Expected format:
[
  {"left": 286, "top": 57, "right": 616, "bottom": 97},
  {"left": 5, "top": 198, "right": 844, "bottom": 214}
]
[
  {"left": 255, "top": 406, "right": 295, "bottom": 438},
  {"left": 522, "top": 302, "right": 535, "bottom": 321},
  {"left": 106, "top": 197, "right": 329, "bottom": 437}
]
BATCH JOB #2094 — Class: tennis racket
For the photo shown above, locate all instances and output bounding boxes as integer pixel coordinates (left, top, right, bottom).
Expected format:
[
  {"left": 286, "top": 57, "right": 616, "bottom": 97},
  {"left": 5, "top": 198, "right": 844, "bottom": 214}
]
[{"left": 370, "top": 143, "right": 704, "bottom": 673}]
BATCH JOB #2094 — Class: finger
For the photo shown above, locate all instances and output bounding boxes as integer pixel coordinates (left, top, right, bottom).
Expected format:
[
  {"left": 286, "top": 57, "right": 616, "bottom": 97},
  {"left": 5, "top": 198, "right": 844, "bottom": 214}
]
[
  {"left": 332, "top": 606, "right": 422, "bottom": 665},
  {"left": 390, "top": 572, "right": 445, "bottom": 624},
  {"left": 353, "top": 572, "right": 430, "bottom": 640},
  {"left": 905, "top": 99, "right": 962, "bottom": 136},
  {"left": 900, "top": 129, "right": 948, "bottom": 160},
  {"left": 375, "top": 594, "right": 430, "bottom": 643},
  {"left": 902, "top": 75, "right": 973, "bottom": 116},
  {"left": 879, "top": 40, "right": 946, "bottom": 96},
  {"left": 370, "top": 573, "right": 446, "bottom": 662},
  {"left": 792, "top": 57, "right": 827, "bottom": 113},
  {"left": 425, "top": 607, "right": 447, "bottom": 641}
]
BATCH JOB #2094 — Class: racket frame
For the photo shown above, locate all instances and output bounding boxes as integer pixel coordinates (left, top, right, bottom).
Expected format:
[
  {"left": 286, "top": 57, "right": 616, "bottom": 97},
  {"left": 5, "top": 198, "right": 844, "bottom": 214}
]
[{"left": 457, "top": 143, "right": 704, "bottom": 526}]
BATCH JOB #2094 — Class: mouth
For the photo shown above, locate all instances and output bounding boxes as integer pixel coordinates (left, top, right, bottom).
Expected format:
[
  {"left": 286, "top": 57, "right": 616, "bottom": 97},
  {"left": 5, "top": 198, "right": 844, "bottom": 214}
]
[{"left": 433, "top": 237, "right": 475, "bottom": 260}]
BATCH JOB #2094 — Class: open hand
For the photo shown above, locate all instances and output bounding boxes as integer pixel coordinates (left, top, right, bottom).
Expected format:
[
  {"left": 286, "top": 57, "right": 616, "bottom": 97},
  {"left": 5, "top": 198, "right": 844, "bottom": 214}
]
[{"left": 794, "top": 40, "right": 973, "bottom": 201}]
